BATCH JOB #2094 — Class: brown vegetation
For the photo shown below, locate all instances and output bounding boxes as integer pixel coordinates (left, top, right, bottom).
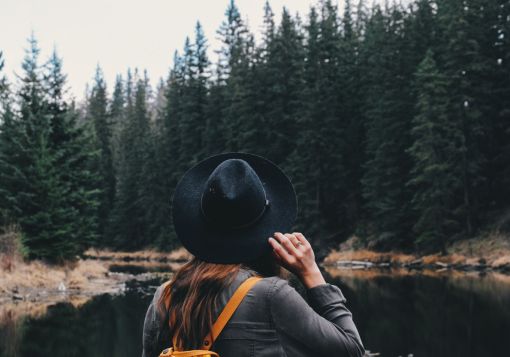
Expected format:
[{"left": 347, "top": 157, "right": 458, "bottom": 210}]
[
  {"left": 0, "top": 258, "right": 108, "bottom": 296},
  {"left": 83, "top": 246, "right": 192, "bottom": 262},
  {"left": 324, "top": 233, "right": 510, "bottom": 271},
  {"left": 0, "top": 244, "right": 186, "bottom": 321},
  {"left": 0, "top": 224, "right": 25, "bottom": 272}
]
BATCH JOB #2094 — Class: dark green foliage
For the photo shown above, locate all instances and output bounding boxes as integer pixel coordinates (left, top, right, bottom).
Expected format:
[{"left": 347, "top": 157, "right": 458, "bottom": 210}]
[
  {"left": 359, "top": 5, "right": 415, "bottom": 249},
  {"left": 0, "top": 37, "right": 99, "bottom": 262},
  {"left": 87, "top": 66, "right": 115, "bottom": 243},
  {"left": 109, "top": 71, "right": 152, "bottom": 250},
  {"left": 42, "top": 0, "right": 510, "bottom": 252},
  {"left": 407, "top": 50, "right": 460, "bottom": 252},
  {"left": 3, "top": 0, "right": 510, "bottom": 257},
  {"left": 435, "top": 0, "right": 486, "bottom": 237},
  {"left": 484, "top": 0, "right": 510, "bottom": 217},
  {"left": 0, "top": 51, "right": 7, "bottom": 98}
]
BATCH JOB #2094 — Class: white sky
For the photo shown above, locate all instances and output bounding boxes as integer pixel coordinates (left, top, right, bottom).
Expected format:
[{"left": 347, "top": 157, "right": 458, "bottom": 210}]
[{"left": 0, "top": 0, "right": 332, "bottom": 102}]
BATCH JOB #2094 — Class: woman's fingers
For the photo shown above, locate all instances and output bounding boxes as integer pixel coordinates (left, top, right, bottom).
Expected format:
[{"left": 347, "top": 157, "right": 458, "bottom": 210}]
[
  {"left": 285, "top": 233, "right": 305, "bottom": 257},
  {"left": 270, "top": 232, "right": 325, "bottom": 288},
  {"left": 285, "top": 233, "right": 300, "bottom": 247},
  {"left": 293, "top": 232, "right": 311, "bottom": 249},
  {"left": 275, "top": 232, "right": 300, "bottom": 257},
  {"left": 269, "top": 232, "right": 312, "bottom": 262},
  {"left": 268, "top": 236, "right": 293, "bottom": 262}
]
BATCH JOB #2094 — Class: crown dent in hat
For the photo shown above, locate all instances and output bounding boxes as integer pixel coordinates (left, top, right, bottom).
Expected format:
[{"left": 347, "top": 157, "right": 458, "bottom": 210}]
[{"left": 200, "top": 159, "right": 270, "bottom": 231}]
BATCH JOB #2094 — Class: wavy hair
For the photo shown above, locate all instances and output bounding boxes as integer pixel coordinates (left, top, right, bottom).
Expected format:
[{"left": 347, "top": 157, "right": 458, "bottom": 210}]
[{"left": 158, "top": 252, "right": 279, "bottom": 350}]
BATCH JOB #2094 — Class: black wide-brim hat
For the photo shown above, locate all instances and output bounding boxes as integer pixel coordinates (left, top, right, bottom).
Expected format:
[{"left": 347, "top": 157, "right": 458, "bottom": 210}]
[{"left": 172, "top": 152, "right": 298, "bottom": 264}]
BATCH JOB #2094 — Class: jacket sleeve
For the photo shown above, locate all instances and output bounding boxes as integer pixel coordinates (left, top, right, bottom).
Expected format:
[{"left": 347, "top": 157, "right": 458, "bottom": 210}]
[
  {"left": 142, "top": 285, "right": 170, "bottom": 357},
  {"left": 269, "top": 278, "right": 365, "bottom": 357}
]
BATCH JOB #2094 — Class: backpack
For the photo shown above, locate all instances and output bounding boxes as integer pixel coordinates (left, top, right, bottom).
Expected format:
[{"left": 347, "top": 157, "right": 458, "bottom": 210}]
[{"left": 159, "top": 276, "right": 262, "bottom": 357}]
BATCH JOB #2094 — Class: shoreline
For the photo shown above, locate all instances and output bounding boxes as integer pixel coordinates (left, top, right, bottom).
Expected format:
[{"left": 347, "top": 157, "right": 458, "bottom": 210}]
[
  {"left": 0, "top": 252, "right": 180, "bottom": 321},
  {"left": 3, "top": 234, "right": 510, "bottom": 320},
  {"left": 323, "top": 234, "right": 510, "bottom": 274},
  {"left": 0, "top": 247, "right": 191, "bottom": 307}
]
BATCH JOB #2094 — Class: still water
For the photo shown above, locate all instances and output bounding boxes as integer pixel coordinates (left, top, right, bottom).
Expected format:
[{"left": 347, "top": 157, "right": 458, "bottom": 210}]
[{"left": 1, "top": 267, "right": 510, "bottom": 357}]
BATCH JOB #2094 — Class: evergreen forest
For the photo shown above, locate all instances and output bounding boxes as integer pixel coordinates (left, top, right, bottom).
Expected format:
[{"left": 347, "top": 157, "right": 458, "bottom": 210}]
[{"left": 1, "top": 0, "right": 509, "bottom": 262}]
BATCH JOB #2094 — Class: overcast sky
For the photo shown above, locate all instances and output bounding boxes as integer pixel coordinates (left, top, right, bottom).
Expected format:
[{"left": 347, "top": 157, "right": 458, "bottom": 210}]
[{"left": 0, "top": 0, "right": 330, "bottom": 101}]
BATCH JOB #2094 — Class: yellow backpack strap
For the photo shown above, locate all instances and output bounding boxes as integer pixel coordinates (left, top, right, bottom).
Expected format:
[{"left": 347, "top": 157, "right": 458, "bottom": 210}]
[{"left": 200, "top": 276, "right": 262, "bottom": 350}]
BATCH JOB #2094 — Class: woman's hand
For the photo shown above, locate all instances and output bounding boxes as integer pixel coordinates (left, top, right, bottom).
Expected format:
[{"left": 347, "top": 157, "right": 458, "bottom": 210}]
[{"left": 268, "top": 232, "right": 326, "bottom": 289}]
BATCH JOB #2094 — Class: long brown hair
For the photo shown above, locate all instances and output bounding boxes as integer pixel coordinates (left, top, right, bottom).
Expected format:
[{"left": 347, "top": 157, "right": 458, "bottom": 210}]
[{"left": 158, "top": 252, "right": 280, "bottom": 350}]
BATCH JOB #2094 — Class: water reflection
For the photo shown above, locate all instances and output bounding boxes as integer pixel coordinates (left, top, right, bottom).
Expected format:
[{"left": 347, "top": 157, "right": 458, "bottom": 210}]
[
  {"left": 325, "top": 268, "right": 510, "bottom": 357},
  {"left": 0, "top": 279, "right": 160, "bottom": 357},
  {"left": 1, "top": 270, "right": 510, "bottom": 357}
]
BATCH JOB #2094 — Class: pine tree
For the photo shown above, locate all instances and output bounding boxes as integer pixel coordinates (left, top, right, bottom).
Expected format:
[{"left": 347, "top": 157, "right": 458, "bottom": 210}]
[
  {"left": 146, "top": 80, "right": 175, "bottom": 250},
  {"left": 435, "top": 0, "right": 486, "bottom": 237},
  {"left": 263, "top": 7, "right": 304, "bottom": 164},
  {"left": 0, "top": 50, "right": 15, "bottom": 225},
  {"left": 0, "top": 51, "right": 7, "bottom": 100},
  {"left": 87, "top": 66, "right": 115, "bottom": 244},
  {"left": 110, "top": 71, "right": 151, "bottom": 249},
  {"left": 44, "top": 49, "right": 100, "bottom": 252},
  {"left": 359, "top": 5, "right": 416, "bottom": 249},
  {"left": 262, "top": 1, "right": 275, "bottom": 46},
  {"left": 0, "top": 50, "right": 12, "bottom": 136},
  {"left": 339, "top": 0, "right": 365, "bottom": 233},
  {"left": 179, "top": 23, "right": 210, "bottom": 169},
  {"left": 0, "top": 37, "right": 100, "bottom": 261},
  {"left": 0, "top": 35, "right": 57, "bottom": 259},
  {"left": 407, "top": 50, "right": 461, "bottom": 251},
  {"left": 488, "top": 0, "right": 510, "bottom": 213},
  {"left": 235, "top": 0, "right": 274, "bottom": 156},
  {"left": 110, "top": 74, "right": 125, "bottom": 177},
  {"left": 215, "top": 0, "right": 252, "bottom": 151},
  {"left": 215, "top": 0, "right": 250, "bottom": 85},
  {"left": 286, "top": 2, "right": 347, "bottom": 252},
  {"left": 151, "top": 53, "right": 188, "bottom": 250},
  {"left": 472, "top": 0, "right": 510, "bottom": 220},
  {"left": 163, "top": 52, "right": 186, "bottom": 181}
]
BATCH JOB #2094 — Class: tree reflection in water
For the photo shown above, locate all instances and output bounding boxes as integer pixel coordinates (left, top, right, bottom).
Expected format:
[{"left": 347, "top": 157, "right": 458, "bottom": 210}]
[
  {"left": 1, "top": 286, "right": 155, "bottom": 357},
  {"left": 325, "top": 269, "right": 510, "bottom": 357},
  {"left": 1, "top": 272, "right": 510, "bottom": 357}
]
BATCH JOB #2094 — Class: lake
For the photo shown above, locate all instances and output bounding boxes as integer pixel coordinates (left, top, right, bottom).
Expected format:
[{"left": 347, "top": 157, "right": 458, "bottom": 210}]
[{"left": 1, "top": 265, "right": 510, "bottom": 357}]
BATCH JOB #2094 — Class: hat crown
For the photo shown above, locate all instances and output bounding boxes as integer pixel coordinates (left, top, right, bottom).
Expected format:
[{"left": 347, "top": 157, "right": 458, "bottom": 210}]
[{"left": 201, "top": 159, "right": 268, "bottom": 230}]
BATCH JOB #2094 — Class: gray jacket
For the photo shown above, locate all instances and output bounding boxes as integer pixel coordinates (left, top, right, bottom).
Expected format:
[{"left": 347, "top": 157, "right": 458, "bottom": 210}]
[{"left": 142, "top": 268, "right": 365, "bottom": 357}]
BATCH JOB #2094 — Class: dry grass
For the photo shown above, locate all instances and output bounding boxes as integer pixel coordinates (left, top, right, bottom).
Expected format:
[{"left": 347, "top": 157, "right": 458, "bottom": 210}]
[
  {"left": 0, "top": 255, "right": 172, "bottom": 324},
  {"left": 83, "top": 246, "right": 192, "bottom": 262},
  {"left": 448, "top": 231, "right": 510, "bottom": 259},
  {"left": 326, "top": 266, "right": 510, "bottom": 295},
  {"left": 0, "top": 244, "right": 184, "bottom": 324},
  {"left": 1, "top": 246, "right": 187, "bottom": 297},
  {"left": 325, "top": 233, "right": 510, "bottom": 267},
  {"left": 0, "top": 224, "right": 25, "bottom": 272},
  {"left": 0, "top": 246, "right": 183, "bottom": 306},
  {"left": 109, "top": 260, "right": 185, "bottom": 272},
  {"left": 0, "top": 258, "right": 108, "bottom": 294},
  {"left": 323, "top": 249, "right": 416, "bottom": 265}
]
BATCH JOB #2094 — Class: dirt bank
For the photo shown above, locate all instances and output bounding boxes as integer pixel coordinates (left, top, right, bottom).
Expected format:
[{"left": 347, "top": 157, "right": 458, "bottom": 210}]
[
  {"left": 324, "top": 233, "right": 510, "bottom": 273},
  {"left": 82, "top": 246, "right": 192, "bottom": 262},
  {"left": 0, "top": 250, "right": 184, "bottom": 321}
]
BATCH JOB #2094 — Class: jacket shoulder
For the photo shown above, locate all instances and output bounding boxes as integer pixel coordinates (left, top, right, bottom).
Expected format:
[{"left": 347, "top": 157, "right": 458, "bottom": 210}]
[{"left": 248, "top": 275, "right": 298, "bottom": 304}]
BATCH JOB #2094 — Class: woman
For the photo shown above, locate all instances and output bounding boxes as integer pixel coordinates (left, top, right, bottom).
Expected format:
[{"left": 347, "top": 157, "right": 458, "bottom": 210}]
[{"left": 142, "top": 152, "right": 365, "bottom": 357}]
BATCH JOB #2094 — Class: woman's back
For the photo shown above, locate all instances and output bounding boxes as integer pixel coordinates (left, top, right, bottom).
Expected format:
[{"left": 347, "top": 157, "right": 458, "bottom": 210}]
[
  {"left": 142, "top": 154, "right": 364, "bottom": 357},
  {"left": 142, "top": 267, "right": 364, "bottom": 357}
]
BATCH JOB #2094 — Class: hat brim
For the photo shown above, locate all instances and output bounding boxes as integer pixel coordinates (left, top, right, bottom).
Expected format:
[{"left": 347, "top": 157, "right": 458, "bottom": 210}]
[{"left": 172, "top": 152, "right": 298, "bottom": 264}]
